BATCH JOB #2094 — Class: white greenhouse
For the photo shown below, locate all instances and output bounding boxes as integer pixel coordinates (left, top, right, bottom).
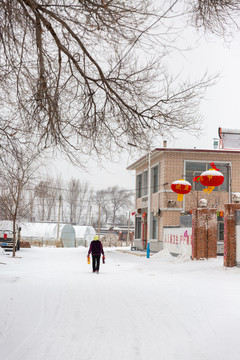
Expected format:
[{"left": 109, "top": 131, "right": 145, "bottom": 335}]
[
  {"left": 20, "top": 222, "right": 95, "bottom": 248},
  {"left": 73, "top": 225, "right": 96, "bottom": 246}
]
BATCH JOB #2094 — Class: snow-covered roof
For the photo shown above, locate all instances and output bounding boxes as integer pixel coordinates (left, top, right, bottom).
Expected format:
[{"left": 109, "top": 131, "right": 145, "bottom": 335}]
[
  {"left": 21, "top": 222, "right": 63, "bottom": 238},
  {"left": 0, "top": 220, "right": 18, "bottom": 231}
]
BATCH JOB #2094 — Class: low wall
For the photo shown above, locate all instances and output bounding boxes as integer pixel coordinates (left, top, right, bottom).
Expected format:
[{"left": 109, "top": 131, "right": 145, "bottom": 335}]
[
  {"left": 133, "top": 239, "right": 163, "bottom": 253},
  {"left": 163, "top": 227, "right": 192, "bottom": 257}
]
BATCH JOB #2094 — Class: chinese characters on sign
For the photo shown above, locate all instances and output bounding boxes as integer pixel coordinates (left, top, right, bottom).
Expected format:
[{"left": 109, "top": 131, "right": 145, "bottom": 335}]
[
  {"left": 163, "top": 228, "right": 193, "bottom": 257},
  {"left": 164, "top": 232, "right": 192, "bottom": 245}
]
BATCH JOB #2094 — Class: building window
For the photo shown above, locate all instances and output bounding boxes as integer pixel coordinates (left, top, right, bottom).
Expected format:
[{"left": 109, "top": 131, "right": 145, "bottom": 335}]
[
  {"left": 142, "top": 170, "right": 148, "bottom": 196},
  {"left": 136, "top": 165, "right": 159, "bottom": 198},
  {"left": 185, "top": 161, "right": 229, "bottom": 191},
  {"left": 135, "top": 216, "right": 142, "bottom": 239},
  {"left": 151, "top": 214, "right": 158, "bottom": 239},
  {"left": 151, "top": 165, "right": 159, "bottom": 193},
  {"left": 136, "top": 174, "right": 142, "bottom": 198}
]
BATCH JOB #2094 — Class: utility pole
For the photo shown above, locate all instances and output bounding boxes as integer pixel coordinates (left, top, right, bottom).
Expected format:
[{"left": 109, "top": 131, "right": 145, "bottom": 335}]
[
  {"left": 147, "top": 150, "right": 151, "bottom": 258},
  {"left": 57, "top": 195, "right": 62, "bottom": 246},
  {"left": 89, "top": 205, "right": 92, "bottom": 226},
  {"left": 12, "top": 218, "right": 16, "bottom": 258},
  {"left": 127, "top": 211, "right": 130, "bottom": 246}
]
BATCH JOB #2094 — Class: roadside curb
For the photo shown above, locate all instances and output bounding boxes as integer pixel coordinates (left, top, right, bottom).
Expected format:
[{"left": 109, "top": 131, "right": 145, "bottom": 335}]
[{"left": 116, "top": 250, "right": 153, "bottom": 257}]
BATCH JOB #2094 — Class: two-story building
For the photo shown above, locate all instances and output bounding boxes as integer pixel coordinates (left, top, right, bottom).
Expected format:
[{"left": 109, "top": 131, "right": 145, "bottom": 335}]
[{"left": 127, "top": 144, "right": 240, "bottom": 252}]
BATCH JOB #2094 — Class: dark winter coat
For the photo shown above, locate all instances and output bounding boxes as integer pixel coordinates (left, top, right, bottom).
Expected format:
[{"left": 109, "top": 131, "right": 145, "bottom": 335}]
[{"left": 88, "top": 240, "right": 104, "bottom": 256}]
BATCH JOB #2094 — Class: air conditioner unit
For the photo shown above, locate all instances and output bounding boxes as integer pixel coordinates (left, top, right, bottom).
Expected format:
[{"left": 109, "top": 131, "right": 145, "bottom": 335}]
[
  {"left": 167, "top": 200, "right": 176, "bottom": 208},
  {"left": 153, "top": 208, "right": 161, "bottom": 217},
  {"left": 232, "top": 193, "right": 240, "bottom": 203}
]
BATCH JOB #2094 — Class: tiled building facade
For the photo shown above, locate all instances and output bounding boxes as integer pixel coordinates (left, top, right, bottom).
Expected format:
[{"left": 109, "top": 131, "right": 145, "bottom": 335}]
[{"left": 127, "top": 147, "right": 240, "bottom": 252}]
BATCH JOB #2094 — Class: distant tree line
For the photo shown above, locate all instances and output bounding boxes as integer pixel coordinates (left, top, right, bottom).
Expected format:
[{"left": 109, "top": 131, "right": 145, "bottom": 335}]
[{"left": 0, "top": 172, "right": 134, "bottom": 227}]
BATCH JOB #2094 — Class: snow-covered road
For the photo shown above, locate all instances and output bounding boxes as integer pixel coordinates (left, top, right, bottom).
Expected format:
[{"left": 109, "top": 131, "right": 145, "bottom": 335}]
[{"left": 1, "top": 247, "right": 240, "bottom": 360}]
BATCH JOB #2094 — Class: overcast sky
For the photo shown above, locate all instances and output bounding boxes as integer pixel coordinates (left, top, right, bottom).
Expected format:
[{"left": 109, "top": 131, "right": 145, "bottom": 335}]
[{"left": 46, "top": 26, "right": 240, "bottom": 192}]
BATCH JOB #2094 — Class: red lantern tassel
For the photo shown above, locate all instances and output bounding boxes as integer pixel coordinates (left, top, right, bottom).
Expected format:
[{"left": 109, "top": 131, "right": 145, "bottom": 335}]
[
  {"left": 177, "top": 194, "right": 184, "bottom": 201},
  {"left": 203, "top": 186, "right": 215, "bottom": 194}
]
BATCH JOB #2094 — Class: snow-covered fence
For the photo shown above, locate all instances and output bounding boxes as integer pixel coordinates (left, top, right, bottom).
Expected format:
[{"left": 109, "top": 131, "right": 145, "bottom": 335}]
[
  {"left": 163, "top": 226, "right": 192, "bottom": 258},
  {"left": 100, "top": 233, "right": 129, "bottom": 247}
]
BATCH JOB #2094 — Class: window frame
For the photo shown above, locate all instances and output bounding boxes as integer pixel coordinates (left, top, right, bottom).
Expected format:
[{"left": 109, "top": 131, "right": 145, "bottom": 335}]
[
  {"left": 136, "top": 173, "right": 142, "bottom": 198},
  {"left": 151, "top": 164, "right": 159, "bottom": 194},
  {"left": 142, "top": 170, "right": 148, "bottom": 197},
  {"left": 135, "top": 216, "right": 142, "bottom": 239},
  {"left": 184, "top": 160, "right": 230, "bottom": 192},
  {"left": 151, "top": 213, "right": 158, "bottom": 240}
]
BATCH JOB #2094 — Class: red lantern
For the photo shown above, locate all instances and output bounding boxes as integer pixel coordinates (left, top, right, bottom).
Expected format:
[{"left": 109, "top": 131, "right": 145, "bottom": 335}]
[
  {"left": 199, "top": 169, "right": 224, "bottom": 193},
  {"left": 171, "top": 179, "right": 192, "bottom": 201}
]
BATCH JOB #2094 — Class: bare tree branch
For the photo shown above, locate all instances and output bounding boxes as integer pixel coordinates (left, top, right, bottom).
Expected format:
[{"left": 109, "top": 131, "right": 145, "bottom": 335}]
[
  {"left": 0, "top": 1, "right": 228, "bottom": 165},
  {"left": 190, "top": 0, "right": 240, "bottom": 36}
]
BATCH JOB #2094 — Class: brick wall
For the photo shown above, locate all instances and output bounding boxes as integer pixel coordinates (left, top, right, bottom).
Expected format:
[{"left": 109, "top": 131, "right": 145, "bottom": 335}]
[
  {"left": 223, "top": 204, "right": 240, "bottom": 267},
  {"left": 192, "top": 208, "right": 217, "bottom": 260}
]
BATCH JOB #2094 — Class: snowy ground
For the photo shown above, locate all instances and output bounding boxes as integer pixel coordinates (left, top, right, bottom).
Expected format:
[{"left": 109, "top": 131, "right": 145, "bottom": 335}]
[{"left": 1, "top": 246, "right": 240, "bottom": 360}]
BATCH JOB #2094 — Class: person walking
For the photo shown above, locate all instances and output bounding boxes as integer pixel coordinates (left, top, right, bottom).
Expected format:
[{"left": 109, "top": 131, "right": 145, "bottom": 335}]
[{"left": 88, "top": 235, "right": 104, "bottom": 273}]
